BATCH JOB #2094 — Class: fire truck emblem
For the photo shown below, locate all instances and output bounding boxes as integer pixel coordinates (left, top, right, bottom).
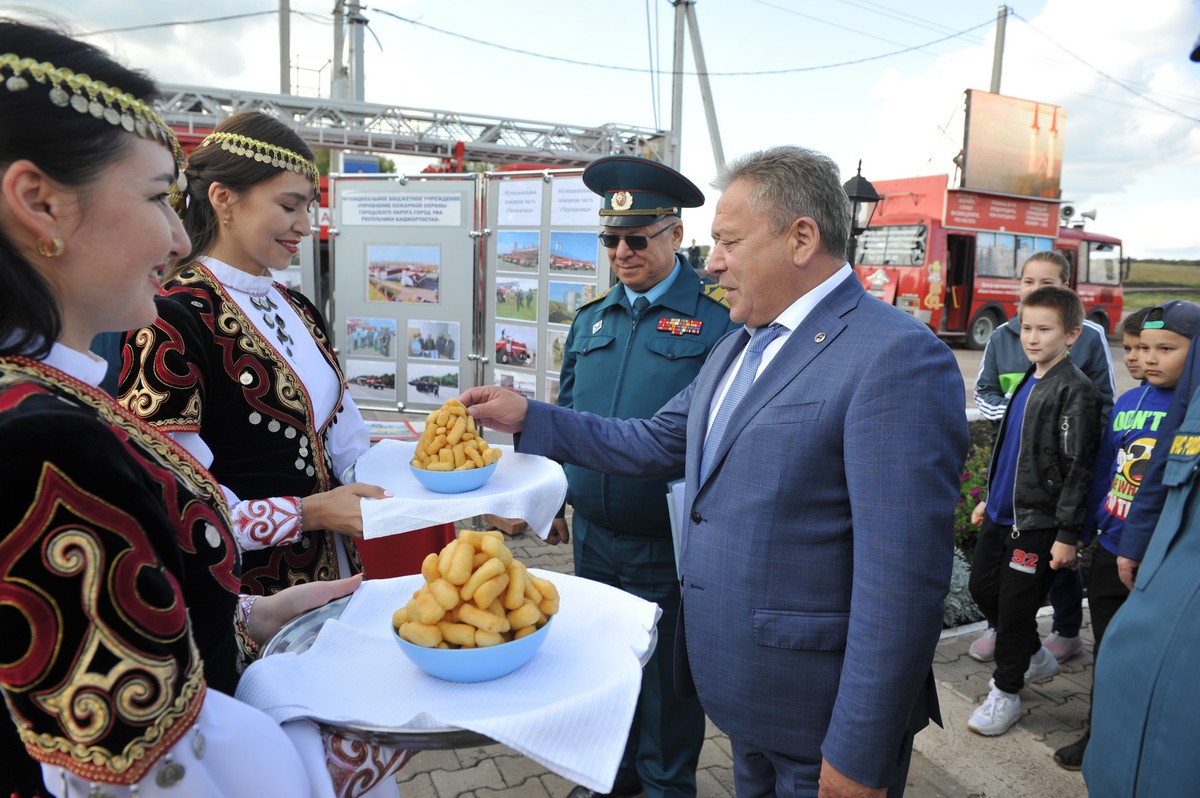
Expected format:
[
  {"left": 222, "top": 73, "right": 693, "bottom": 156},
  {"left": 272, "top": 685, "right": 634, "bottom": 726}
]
[
  {"left": 924, "top": 260, "right": 945, "bottom": 309},
  {"left": 611, "top": 190, "right": 633, "bottom": 211}
]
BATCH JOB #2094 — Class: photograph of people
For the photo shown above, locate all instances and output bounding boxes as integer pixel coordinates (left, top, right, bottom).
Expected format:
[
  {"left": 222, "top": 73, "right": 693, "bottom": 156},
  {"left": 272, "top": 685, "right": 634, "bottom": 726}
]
[
  {"left": 407, "top": 320, "right": 460, "bottom": 361},
  {"left": 548, "top": 328, "right": 568, "bottom": 371},
  {"left": 346, "top": 316, "right": 397, "bottom": 358},
  {"left": 496, "top": 276, "right": 538, "bottom": 322}
]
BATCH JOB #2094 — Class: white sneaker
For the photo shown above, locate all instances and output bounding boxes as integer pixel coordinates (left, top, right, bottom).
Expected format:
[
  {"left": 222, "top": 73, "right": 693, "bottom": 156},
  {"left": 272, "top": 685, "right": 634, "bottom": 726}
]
[
  {"left": 1042, "top": 632, "right": 1084, "bottom": 664},
  {"left": 1024, "top": 646, "right": 1060, "bottom": 684},
  {"left": 968, "top": 686, "right": 1022, "bottom": 736},
  {"left": 968, "top": 628, "right": 996, "bottom": 662}
]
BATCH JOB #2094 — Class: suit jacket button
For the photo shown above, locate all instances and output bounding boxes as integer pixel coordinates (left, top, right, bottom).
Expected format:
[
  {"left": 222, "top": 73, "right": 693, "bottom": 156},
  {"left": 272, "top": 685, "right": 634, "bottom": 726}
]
[{"left": 690, "top": 511, "right": 702, "bottom": 523}]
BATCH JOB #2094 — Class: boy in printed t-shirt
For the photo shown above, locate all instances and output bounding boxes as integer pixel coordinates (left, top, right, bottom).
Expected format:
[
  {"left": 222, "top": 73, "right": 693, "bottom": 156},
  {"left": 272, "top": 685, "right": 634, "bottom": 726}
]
[
  {"left": 1052, "top": 300, "right": 1200, "bottom": 770},
  {"left": 966, "top": 286, "right": 1103, "bottom": 736}
]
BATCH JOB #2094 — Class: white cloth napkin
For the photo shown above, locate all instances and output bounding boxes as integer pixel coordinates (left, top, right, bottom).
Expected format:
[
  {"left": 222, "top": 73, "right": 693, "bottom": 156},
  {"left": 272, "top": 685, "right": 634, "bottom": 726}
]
[
  {"left": 356, "top": 441, "right": 567, "bottom": 539},
  {"left": 235, "top": 572, "right": 660, "bottom": 793}
]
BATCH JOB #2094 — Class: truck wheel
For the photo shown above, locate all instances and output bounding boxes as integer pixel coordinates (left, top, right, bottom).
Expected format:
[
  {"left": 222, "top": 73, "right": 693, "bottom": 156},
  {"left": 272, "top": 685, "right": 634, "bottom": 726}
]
[
  {"left": 967, "top": 309, "right": 999, "bottom": 351},
  {"left": 1088, "top": 311, "right": 1110, "bottom": 335},
  {"left": 497, "top": 350, "right": 510, "bottom": 365}
]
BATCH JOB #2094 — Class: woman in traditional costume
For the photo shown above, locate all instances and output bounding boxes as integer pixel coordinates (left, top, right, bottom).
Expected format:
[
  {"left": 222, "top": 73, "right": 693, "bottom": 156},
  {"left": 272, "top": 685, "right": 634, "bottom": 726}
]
[
  {"left": 119, "top": 111, "right": 454, "bottom": 595},
  {"left": 0, "top": 21, "right": 407, "bottom": 797}
]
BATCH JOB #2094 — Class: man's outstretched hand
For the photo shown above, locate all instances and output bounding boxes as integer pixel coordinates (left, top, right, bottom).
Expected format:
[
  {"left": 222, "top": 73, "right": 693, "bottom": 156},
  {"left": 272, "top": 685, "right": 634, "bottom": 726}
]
[{"left": 459, "top": 386, "right": 530, "bottom": 434}]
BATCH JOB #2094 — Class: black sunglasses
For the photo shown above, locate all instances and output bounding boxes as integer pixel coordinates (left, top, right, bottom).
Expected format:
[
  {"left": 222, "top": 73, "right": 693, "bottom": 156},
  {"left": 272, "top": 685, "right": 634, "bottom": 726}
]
[{"left": 598, "top": 222, "right": 676, "bottom": 250}]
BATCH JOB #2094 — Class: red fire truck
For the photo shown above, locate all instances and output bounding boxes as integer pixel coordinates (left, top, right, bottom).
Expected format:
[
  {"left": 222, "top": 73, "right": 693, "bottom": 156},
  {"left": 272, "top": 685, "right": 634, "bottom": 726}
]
[{"left": 852, "top": 174, "right": 1123, "bottom": 349}]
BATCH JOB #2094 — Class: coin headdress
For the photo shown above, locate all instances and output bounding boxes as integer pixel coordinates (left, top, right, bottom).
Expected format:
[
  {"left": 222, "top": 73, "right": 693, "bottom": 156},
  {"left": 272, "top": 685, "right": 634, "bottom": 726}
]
[
  {"left": 198, "top": 130, "right": 320, "bottom": 200},
  {"left": 0, "top": 52, "right": 188, "bottom": 202}
]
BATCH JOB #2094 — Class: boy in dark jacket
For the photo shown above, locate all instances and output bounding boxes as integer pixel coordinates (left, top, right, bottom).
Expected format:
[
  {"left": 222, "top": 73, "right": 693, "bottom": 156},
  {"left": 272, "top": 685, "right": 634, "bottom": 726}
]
[
  {"left": 969, "top": 251, "right": 1116, "bottom": 666},
  {"left": 967, "top": 286, "right": 1102, "bottom": 736}
]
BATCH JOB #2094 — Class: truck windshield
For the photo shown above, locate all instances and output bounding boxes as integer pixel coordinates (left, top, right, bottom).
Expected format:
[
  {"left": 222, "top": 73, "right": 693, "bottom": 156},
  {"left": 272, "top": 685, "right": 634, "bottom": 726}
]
[
  {"left": 1085, "top": 241, "right": 1122, "bottom": 285},
  {"left": 855, "top": 224, "right": 927, "bottom": 266}
]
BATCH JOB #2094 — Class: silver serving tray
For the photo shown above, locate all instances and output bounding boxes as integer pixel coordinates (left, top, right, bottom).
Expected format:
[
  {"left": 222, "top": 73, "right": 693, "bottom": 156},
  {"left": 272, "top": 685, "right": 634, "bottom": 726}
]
[
  {"left": 260, "top": 596, "right": 494, "bottom": 749},
  {"left": 260, "top": 586, "right": 658, "bottom": 749}
]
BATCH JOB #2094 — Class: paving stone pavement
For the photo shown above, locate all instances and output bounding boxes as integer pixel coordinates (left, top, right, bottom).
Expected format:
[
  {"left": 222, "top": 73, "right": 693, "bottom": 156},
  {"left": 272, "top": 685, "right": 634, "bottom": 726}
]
[{"left": 381, "top": 518, "right": 1093, "bottom": 798}]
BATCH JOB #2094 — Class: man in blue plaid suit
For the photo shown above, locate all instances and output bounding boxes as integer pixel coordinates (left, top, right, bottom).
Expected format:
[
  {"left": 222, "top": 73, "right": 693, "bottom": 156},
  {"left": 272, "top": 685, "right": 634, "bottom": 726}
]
[{"left": 462, "top": 146, "right": 967, "bottom": 798}]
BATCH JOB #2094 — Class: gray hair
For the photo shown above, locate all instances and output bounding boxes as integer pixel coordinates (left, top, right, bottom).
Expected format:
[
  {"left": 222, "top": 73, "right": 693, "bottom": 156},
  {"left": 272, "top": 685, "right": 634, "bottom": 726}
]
[{"left": 713, "top": 146, "right": 851, "bottom": 261}]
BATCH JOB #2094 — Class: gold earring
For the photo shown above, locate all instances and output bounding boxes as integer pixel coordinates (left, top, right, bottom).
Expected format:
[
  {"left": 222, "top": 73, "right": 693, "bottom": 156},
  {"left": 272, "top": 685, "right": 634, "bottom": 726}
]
[
  {"left": 222, "top": 215, "right": 230, "bottom": 228},
  {"left": 36, "top": 237, "right": 65, "bottom": 258}
]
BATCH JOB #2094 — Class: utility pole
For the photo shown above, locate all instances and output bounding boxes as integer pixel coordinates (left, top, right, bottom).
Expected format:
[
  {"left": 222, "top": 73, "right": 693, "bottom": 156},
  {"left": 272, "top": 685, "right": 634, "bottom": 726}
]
[
  {"left": 331, "top": 2, "right": 348, "bottom": 100},
  {"left": 668, "top": 2, "right": 686, "bottom": 170},
  {"left": 279, "top": 0, "right": 290, "bottom": 94},
  {"left": 348, "top": 0, "right": 367, "bottom": 101},
  {"left": 668, "top": 1, "right": 725, "bottom": 173},
  {"left": 990, "top": 4, "right": 1008, "bottom": 94},
  {"left": 683, "top": 1, "right": 724, "bottom": 171}
]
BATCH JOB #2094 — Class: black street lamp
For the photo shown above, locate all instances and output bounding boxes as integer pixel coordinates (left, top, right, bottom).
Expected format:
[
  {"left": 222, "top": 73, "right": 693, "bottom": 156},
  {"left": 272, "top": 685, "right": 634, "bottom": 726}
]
[{"left": 843, "top": 160, "right": 879, "bottom": 265}]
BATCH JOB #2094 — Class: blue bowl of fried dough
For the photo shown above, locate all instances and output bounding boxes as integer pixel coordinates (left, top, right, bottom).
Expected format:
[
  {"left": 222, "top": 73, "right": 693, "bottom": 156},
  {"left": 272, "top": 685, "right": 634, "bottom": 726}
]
[
  {"left": 409, "top": 461, "right": 497, "bottom": 494},
  {"left": 392, "top": 616, "right": 552, "bottom": 682}
]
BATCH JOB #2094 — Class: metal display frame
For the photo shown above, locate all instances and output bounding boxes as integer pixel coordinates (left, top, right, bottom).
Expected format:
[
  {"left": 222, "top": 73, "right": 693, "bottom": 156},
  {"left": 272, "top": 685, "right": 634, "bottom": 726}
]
[
  {"left": 481, "top": 168, "right": 609, "bottom": 407},
  {"left": 328, "top": 168, "right": 611, "bottom": 417},
  {"left": 329, "top": 173, "right": 482, "bottom": 415}
]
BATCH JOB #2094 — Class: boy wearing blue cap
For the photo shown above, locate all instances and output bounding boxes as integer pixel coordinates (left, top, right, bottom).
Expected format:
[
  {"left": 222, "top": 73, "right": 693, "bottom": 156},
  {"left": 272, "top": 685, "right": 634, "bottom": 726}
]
[
  {"left": 555, "top": 156, "right": 737, "bottom": 798},
  {"left": 1054, "top": 299, "right": 1200, "bottom": 770}
]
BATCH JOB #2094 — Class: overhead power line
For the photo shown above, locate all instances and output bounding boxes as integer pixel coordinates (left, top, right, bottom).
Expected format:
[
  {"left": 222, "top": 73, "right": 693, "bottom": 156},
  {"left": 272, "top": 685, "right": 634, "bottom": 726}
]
[
  {"left": 1011, "top": 11, "right": 1200, "bottom": 124},
  {"left": 828, "top": 0, "right": 967, "bottom": 38},
  {"left": 749, "top": 0, "right": 984, "bottom": 54},
  {"left": 371, "top": 8, "right": 996, "bottom": 77},
  {"left": 80, "top": 10, "right": 278, "bottom": 36}
]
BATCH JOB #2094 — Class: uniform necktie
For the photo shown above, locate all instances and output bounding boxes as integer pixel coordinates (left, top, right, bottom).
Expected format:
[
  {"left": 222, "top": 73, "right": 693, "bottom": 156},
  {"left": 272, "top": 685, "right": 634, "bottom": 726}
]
[
  {"left": 633, "top": 296, "right": 649, "bottom": 318},
  {"left": 700, "top": 323, "right": 786, "bottom": 481}
]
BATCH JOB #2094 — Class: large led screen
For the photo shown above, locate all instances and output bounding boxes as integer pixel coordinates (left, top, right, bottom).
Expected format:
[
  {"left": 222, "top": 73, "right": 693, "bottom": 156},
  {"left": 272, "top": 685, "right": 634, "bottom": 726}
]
[{"left": 962, "top": 90, "right": 1066, "bottom": 199}]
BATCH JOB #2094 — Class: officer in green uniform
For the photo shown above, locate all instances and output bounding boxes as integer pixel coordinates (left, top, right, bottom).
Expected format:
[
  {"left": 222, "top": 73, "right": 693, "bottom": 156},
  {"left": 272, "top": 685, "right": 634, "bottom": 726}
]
[{"left": 555, "top": 156, "right": 737, "bottom": 798}]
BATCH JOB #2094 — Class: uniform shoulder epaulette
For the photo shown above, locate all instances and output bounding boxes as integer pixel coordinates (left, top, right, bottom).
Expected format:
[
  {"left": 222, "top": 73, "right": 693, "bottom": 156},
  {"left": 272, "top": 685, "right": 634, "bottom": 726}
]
[
  {"left": 579, "top": 286, "right": 614, "bottom": 309},
  {"left": 702, "top": 283, "right": 730, "bottom": 308}
]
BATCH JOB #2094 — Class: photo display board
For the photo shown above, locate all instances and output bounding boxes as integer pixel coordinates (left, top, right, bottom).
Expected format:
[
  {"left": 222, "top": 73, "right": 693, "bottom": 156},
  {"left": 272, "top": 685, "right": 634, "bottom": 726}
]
[
  {"left": 328, "top": 169, "right": 611, "bottom": 416},
  {"left": 486, "top": 171, "right": 608, "bottom": 405},
  {"left": 330, "top": 175, "right": 479, "bottom": 413}
]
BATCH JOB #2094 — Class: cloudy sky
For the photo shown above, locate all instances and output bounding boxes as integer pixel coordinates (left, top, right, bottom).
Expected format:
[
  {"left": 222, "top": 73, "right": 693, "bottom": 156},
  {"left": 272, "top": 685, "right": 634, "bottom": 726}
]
[{"left": 30, "top": 0, "right": 1200, "bottom": 258}]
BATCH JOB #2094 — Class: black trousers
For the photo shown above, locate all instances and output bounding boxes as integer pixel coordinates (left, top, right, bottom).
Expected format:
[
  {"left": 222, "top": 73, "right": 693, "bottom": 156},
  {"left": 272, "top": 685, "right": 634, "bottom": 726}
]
[
  {"left": 968, "top": 517, "right": 1060, "bottom": 694},
  {"left": 1088, "top": 545, "right": 1131, "bottom": 661}
]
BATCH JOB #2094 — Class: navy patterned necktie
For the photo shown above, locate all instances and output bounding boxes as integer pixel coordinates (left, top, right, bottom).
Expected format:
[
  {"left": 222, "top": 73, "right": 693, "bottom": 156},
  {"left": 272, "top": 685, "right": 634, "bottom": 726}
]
[{"left": 700, "top": 323, "right": 786, "bottom": 481}]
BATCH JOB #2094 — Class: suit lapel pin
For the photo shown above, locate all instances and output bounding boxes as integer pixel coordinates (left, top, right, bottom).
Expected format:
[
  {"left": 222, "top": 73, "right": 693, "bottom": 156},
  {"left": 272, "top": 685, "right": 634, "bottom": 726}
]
[{"left": 814, "top": 332, "right": 826, "bottom": 343}]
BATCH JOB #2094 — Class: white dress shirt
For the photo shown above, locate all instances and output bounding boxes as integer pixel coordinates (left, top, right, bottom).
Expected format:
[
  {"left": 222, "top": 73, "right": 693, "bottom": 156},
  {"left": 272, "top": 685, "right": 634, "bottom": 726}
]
[{"left": 706, "top": 264, "right": 853, "bottom": 435}]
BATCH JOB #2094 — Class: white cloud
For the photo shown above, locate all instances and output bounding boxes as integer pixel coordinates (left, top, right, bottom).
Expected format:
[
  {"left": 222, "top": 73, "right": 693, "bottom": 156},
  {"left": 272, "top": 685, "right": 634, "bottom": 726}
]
[{"left": 33, "top": 0, "right": 1200, "bottom": 257}]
